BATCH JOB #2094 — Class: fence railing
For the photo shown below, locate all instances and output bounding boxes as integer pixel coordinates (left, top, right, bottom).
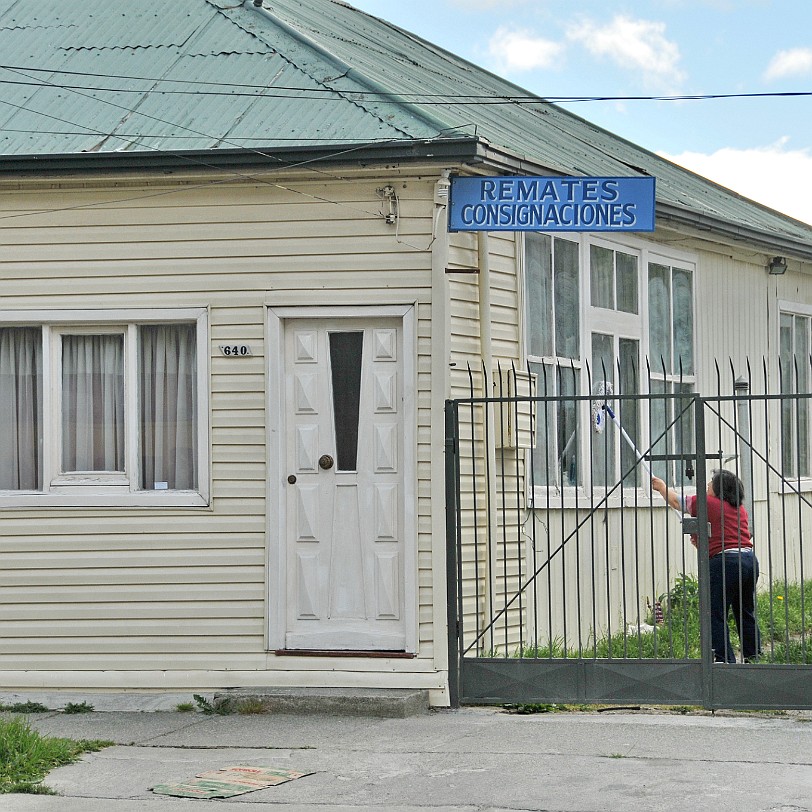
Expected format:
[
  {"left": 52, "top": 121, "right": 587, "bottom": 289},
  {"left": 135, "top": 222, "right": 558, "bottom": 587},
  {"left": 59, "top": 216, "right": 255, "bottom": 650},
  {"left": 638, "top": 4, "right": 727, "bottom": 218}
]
[{"left": 447, "top": 359, "right": 811, "bottom": 706}]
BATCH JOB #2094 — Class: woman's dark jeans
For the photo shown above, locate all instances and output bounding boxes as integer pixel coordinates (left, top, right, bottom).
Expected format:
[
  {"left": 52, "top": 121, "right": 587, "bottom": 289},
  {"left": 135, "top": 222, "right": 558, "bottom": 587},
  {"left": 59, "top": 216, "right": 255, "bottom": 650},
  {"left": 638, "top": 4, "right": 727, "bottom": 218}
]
[{"left": 709, "top": 550, "right": 761, "bottom": 663}]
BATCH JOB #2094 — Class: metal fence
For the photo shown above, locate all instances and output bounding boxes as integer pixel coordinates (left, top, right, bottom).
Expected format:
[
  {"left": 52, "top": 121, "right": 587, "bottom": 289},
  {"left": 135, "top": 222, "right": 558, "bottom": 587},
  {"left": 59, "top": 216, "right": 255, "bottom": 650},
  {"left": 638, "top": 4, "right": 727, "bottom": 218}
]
[{"left": 446, "top": 360, "right": 812, "bottom": 709}]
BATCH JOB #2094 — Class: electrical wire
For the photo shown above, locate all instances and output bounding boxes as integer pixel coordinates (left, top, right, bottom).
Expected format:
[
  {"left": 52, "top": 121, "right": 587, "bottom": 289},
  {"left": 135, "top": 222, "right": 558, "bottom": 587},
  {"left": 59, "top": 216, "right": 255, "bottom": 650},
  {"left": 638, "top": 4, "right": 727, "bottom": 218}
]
[
  {"left": 1, "top": 64, "right": 810, "bottom": 104},
  {"left": 0, "top": 65, "right": 450, "bottom": 226}
]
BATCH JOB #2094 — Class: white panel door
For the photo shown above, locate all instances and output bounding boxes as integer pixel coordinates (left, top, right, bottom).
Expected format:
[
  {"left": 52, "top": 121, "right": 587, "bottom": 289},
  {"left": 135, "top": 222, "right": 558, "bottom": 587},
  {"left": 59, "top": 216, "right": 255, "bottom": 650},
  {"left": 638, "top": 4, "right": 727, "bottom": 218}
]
[{"left": 283, "top": 318, "right": 406, "bottom": 650}]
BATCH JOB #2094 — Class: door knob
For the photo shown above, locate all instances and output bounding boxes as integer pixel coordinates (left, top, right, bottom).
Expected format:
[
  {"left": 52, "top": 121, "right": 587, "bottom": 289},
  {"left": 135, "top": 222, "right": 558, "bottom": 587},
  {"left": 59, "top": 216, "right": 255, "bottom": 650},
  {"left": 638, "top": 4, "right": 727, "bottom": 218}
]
[
  {"left": 287, "top": 474, "right": 297, "bottom": 484},
  {"left": 318, "top": 454, "right": 334, "bottom": 470}
]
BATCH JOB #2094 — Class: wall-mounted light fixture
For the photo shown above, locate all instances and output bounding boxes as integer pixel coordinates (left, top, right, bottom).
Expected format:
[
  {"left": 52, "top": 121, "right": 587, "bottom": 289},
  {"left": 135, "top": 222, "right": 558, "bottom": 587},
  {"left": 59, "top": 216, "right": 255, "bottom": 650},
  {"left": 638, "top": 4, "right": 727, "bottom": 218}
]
[{"left": 768, "top": 256, "right": 787, "bottom": 275}]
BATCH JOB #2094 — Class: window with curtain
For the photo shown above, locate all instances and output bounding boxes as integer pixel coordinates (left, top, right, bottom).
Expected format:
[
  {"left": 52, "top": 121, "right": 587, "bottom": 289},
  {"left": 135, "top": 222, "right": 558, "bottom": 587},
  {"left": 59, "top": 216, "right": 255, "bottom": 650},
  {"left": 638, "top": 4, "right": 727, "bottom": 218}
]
[
  {"left": 0, "top": 317, "right": 202, "bottom": 501},
  {"left": 0, "top": 327, "right": 42, "bottom": 490}
]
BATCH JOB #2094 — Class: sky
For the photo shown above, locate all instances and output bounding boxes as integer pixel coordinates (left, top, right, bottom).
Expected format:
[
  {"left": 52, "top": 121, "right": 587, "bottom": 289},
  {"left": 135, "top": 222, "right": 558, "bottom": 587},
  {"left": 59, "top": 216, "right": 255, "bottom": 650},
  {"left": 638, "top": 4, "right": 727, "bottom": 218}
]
[{"left": 346, "top": 0, "right": 812, "bottom": 226}]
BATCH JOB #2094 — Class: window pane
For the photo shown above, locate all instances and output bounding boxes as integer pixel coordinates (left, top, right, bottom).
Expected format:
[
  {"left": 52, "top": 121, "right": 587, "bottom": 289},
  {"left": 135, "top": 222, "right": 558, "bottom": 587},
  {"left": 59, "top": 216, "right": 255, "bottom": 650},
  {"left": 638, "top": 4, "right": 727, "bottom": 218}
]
[
  {"left": 649, "top": 379, "right": 669, "bottom": 481},
  {"left": 590, "top": 244, "right": 614, "bottom": 309},
  {"left": 674, "top": 383, "right": 695, "bottom": 486},
  {"left": 62, "top": 334, "right": 124, "bottom": 472},
  {"left": 591, "top": 332, "right": 615, "bottom": 487},
  {"left": 525, "top": 233, "right": 553, "bottom": 357},
  {"left": 530, "top": 362, "right": 580, "bottom": 488},
  {"left": 648, "top": 263, "right": 671, "bottom": 374},
  {"left": 557, "top": 364, "right": 580, "bottom": 487},
  {"left": 672, "top": 267, "right": 694, "bottom": 375},
  {"left": 0, "top": 327, "right": 42, "bottom": 490},
  {"left": 795, "top": 316, "right": 810, "bottom": 476},
  {"left": 530, "top": 361, "right": 554, "bottom": 487},
  {"left": 616, "top": 252, "right": 638, "bottom": 314},
  {"left": 330, "top": 331, "right": 364, "bottom": 471},
  {"left": 554, "top": 238, "right": 580, "bottom": 359},
  {"left": 618, "top": 338, "right": 640, "bottom": 486},
  {"left": 780, "top": 313, "right": 795, "bottom": 476},
  {"left": 140, "top": 324, "right": 198, "bottom": 490}
]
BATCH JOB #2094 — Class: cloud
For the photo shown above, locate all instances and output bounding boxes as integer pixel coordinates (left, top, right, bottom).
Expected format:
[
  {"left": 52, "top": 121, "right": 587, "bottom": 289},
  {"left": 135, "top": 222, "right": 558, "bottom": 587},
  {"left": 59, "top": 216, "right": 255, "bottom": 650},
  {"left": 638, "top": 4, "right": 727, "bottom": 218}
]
[
  {"left": 487, "top": 26, "right": 565, "bottom": 73},
  {"left": 659, "top": 139, "right": 812, "bottom": 226},
  {"left": 567, "top": 15, "right": 685, "bottom": 89},
  {"left": 764, "top": 48, "right": 812, "bottom": 81}
]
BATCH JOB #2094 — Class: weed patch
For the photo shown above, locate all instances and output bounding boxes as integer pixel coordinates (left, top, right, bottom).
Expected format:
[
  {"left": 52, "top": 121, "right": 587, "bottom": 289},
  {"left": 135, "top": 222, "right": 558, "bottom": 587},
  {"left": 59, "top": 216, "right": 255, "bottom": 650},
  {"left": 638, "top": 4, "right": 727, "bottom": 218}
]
[
  {"left": 0, "top": 702, "right": 49, "bottom": 714},
  {"left": 62, "top": 702, "right": 94, "bottom": 715}
]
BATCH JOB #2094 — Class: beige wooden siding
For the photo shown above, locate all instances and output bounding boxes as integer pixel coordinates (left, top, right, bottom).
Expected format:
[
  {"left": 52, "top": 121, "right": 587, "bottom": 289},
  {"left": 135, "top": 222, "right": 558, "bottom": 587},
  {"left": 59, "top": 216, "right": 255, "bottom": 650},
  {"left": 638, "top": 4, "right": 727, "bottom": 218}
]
[{"left": 0, "top": 169, "right": 446, "bottom": 682}]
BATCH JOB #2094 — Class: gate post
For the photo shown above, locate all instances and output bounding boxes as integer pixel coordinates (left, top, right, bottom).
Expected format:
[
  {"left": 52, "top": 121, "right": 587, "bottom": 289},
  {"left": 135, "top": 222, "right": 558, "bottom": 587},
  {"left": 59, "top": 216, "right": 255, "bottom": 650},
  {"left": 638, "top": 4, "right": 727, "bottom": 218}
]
[
  {"left": 445, "top": 400, "right": 461, "bottom": 708},
  {"left": 693, "top": 400, "right": 714, "bottom": 707},
  {"left": 734, "top": 376, "right": 755, "bottom": 523}
]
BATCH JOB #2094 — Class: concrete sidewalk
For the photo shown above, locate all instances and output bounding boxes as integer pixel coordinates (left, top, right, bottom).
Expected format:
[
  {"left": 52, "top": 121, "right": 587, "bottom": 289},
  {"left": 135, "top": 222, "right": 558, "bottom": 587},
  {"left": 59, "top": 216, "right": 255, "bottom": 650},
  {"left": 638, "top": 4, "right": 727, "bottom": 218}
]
[{"left": 2, "top": 703, "right": 812, "bottom": 812}]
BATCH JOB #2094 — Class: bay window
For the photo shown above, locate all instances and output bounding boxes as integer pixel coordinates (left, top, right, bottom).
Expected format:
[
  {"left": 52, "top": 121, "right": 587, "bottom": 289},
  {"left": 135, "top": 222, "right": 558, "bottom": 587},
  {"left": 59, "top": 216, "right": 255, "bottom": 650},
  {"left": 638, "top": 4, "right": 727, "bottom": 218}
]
[{"left": 0, "top": 309, "right": 207, "bottom": 506}]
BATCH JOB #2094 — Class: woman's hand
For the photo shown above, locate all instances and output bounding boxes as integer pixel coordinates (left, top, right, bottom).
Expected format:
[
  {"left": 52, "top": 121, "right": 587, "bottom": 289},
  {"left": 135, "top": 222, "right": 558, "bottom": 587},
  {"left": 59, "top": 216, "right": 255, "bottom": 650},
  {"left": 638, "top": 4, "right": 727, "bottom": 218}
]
[{"left": 651, "top": 476, "right": 681, "bottom": 512}]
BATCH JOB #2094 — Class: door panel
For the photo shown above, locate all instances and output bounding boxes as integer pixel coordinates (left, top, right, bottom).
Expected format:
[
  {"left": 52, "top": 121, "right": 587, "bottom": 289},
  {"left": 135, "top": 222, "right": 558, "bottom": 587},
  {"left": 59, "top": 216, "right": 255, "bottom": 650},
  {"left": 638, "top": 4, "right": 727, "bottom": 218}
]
[{"left": 283, "top": 318, "right": 405, "bottom": 650}]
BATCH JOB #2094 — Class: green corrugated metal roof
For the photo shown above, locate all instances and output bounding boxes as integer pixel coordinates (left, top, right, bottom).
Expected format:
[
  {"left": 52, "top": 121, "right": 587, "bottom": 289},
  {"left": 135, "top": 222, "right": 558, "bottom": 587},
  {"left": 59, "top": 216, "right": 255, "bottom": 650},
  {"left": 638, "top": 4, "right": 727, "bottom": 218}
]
[{"left": 1, "top": 0, "right": 811, "bottom": 249}]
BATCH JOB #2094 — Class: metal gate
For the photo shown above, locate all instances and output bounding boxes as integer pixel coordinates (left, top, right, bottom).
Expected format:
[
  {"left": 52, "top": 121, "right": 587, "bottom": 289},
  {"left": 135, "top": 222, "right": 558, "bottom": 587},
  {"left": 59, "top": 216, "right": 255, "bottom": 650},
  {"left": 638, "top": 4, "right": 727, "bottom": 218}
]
[{"left": 446, "top": 364, "right": 812, "bottom": 709}]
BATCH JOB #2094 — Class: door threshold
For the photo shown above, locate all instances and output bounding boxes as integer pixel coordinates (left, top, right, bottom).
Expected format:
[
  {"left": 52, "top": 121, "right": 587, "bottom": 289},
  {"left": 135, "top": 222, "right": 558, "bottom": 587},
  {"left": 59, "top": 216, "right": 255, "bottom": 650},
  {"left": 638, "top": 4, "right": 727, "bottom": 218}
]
[{"left": 274, "top": 649, "right": 415, "bottom": 659}]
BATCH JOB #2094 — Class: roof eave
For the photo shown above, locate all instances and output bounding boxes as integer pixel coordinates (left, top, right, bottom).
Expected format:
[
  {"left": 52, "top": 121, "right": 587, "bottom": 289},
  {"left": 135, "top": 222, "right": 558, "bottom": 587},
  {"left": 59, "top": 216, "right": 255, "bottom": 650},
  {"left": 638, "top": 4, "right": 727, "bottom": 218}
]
[
  {"left": 0, "top": 137, "right": 488, "bottom": 176},
  {"left": 2, "top": 139, "right": 811, "bottom": 262},
  {"left": 656, "top": 203, "right": 812, "bottom": 264}
]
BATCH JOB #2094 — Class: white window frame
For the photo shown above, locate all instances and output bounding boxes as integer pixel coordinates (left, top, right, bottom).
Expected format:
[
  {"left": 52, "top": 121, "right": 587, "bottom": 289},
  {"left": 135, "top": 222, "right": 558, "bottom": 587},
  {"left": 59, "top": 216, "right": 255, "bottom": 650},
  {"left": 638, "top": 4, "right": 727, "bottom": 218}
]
[
  {"left": 777, "top": 300, "right": 812, "bottom": 489},
  {"left": 522, "top": 233, "right": 698, "bottom": 504},
  {"left": 0, "top": 308, "right": 210, "bottom": 508}
]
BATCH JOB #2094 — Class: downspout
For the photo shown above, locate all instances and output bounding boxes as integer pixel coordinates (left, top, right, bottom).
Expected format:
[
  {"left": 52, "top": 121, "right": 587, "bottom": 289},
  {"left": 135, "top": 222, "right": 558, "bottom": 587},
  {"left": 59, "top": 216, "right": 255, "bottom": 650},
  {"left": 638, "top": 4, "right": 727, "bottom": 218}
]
[
  {"left": 432, "top": 171, "right": 452, "bottom": 697},
  {"left": 478, "top": 232, "right": 499, "bottom": 641}
]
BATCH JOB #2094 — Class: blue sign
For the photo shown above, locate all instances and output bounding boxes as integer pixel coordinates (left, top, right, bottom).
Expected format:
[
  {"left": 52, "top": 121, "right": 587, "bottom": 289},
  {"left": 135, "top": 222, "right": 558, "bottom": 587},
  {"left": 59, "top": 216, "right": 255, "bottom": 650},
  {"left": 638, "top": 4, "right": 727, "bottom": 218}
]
[{"left": 448, "top": 176, "right": 656, "bottom": 232}]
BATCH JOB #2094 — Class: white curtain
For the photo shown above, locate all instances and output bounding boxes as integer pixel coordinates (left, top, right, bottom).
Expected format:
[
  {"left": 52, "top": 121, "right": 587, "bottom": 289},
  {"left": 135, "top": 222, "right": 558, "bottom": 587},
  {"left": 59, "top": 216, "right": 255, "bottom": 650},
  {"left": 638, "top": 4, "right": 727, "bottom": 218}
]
[
  {"left": 139, "top": 324, "right": 197, "bottom": 490},
  {"left": 0, "top": 327, "right": 42, "bottom": 490},
  {"left": 62, "top": 334, "right": 125, "bottom": 472}
]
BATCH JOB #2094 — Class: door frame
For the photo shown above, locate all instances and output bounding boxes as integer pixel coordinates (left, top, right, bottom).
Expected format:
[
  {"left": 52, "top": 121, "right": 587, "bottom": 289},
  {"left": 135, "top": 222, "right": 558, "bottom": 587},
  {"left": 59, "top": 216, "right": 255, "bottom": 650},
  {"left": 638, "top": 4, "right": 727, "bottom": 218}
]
[{"left": 266, "top": 304, "right": 417, "bottom": 653}]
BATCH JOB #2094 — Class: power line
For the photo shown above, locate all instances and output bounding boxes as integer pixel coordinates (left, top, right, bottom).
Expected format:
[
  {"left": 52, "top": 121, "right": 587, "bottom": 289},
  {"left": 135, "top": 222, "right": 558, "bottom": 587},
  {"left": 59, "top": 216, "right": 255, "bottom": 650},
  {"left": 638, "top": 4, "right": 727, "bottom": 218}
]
[
  {"left": 0, "top": 79, "right": 432, "bottom": 225},
  {"left": 1, "top": 63, "right": 810, "bottom": 104}
]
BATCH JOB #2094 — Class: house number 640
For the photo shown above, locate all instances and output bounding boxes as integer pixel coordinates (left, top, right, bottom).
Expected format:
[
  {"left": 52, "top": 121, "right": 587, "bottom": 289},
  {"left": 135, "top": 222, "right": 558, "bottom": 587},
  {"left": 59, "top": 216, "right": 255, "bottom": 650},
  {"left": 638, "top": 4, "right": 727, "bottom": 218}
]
[{"left": 218, "top": 344, "right": 253, "bottom": 357}]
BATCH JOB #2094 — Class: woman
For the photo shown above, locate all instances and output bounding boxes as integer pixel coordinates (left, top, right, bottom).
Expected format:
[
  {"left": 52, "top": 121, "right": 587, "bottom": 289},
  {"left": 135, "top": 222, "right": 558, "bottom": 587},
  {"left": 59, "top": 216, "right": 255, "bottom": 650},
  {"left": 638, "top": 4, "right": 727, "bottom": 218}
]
[{"left": 651, "top": 470, "right": 761, "bottom": 663}]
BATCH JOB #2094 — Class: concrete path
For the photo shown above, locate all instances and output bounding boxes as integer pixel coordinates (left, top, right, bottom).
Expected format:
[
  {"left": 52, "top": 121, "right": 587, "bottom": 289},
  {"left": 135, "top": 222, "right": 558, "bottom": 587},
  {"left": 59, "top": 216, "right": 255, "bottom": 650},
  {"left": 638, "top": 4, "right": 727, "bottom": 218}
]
[{"left": 2, "top": 704, "right": 812, "bottom": 812}]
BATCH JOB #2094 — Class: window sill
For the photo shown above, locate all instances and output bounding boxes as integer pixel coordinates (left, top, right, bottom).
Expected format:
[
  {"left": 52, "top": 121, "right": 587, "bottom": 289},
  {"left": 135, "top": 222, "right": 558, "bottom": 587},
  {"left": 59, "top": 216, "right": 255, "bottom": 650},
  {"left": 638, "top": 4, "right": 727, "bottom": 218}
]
[
  {"left": 530, "top": 486, "right": 695, "bottom": 511},
  {"left": 0, "top": 491, "right": 209, "bottom": 509},
  {"left": 778, "top": 478, "right": 812, "bottom": 494}
]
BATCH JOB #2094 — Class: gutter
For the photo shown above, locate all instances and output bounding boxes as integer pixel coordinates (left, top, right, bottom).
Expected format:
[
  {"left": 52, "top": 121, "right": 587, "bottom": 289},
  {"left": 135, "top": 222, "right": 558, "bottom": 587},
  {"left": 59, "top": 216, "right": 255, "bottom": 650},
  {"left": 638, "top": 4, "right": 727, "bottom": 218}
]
[
  {"left": 0, "top": 138, "right": 486, "bottom": 178},
  {"left": 655, "top": 203, "right": 812, "bottom": 264}
]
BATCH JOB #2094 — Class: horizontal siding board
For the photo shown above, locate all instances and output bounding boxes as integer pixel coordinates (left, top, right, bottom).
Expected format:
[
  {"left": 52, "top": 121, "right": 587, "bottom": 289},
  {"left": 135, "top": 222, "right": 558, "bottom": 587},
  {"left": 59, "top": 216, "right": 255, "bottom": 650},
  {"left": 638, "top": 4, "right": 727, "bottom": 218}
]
[
  {"left": 0, "top": 654, "right": 269, "bottom": 670},
  {"left": 0, "top": 567, "right": 263, "bottom": 587},
  {"left": 3, "top": 619, "right": 265, "bottom": 637},
  {"left": 2, "top": 585, "right": 265, "bottom": 604},
  {"left": 1, "top": 604, "right": 263, "bottom": 621}
]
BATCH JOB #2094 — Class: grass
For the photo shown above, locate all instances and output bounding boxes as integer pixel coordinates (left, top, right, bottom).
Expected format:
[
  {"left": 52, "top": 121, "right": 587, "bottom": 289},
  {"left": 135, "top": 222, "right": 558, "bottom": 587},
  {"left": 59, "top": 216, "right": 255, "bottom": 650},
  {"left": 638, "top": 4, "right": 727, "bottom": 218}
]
[
  {"left": 0, "top": 717, "right": 112, "bottom": 795},
  {"left": 520, "top": 576, "right": 812, "bottom": 663}
]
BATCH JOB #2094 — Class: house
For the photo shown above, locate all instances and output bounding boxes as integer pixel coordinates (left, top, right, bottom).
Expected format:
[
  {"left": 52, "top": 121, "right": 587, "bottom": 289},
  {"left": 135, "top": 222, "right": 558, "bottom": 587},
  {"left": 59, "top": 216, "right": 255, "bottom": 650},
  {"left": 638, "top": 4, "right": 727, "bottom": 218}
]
[{"left": 2, "top": 0, "right": 812, "bottom": 707}]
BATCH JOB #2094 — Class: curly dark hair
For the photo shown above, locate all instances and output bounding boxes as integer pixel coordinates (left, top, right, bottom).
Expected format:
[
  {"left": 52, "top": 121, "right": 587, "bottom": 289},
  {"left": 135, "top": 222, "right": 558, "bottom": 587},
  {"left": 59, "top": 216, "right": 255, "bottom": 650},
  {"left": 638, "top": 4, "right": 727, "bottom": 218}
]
[{"left": 711, "top": 469, "right": 745, "bottom": 507}]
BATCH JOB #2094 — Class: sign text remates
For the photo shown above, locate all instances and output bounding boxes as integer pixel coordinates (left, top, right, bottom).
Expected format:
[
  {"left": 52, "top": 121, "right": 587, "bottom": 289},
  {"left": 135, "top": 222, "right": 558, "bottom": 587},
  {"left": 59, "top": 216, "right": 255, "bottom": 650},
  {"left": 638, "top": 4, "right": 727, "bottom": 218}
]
[{"left": 449, "top": 176, "right": 656, "bottom": 232}]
